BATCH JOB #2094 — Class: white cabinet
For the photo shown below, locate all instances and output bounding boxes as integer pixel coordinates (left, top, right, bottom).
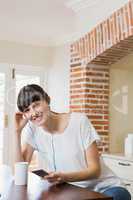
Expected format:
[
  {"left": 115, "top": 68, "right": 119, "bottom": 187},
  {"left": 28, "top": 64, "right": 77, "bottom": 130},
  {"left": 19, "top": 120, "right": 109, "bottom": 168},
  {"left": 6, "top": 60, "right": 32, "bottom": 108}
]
[{"left": 102, "top": 153, "right": 133, "bottom": 199}]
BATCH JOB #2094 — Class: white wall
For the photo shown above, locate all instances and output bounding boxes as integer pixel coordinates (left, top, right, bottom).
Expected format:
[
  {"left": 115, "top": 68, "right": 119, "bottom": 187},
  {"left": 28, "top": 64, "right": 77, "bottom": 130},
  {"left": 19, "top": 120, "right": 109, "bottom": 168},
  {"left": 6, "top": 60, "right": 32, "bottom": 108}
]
[
  {"left": 0, "top": 40, "right": 53, "bottom": 67},
  {"left": 109, "top": 52, "right": 133, "bottom": 153},
  {"left": 47, "top": 44, "right": 70, "bottom": 112}
]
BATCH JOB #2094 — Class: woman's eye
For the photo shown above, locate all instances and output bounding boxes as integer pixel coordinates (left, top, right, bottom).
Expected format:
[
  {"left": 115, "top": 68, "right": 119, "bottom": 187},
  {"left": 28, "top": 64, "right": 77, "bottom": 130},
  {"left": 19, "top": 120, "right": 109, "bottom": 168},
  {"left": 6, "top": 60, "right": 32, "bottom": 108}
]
[
  {"left": 24, "top": 108, "right": 29, "bottom": 113},
  {"left": 35, "top": 102, "right": 40, "bottom": 106}
]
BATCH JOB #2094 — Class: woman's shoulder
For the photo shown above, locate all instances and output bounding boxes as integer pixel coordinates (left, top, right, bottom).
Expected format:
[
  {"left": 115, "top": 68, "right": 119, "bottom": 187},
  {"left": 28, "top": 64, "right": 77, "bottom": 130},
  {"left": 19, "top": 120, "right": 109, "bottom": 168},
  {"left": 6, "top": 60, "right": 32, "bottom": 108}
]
[
  {"left": 58, "top": 112, "right": 85, "bottom": 119},
  {"left": 55, "top": 112, "right": 88, "bottom": 124},
  {"left": 71, "top": 112, "right": 87, "bottom": 119}
]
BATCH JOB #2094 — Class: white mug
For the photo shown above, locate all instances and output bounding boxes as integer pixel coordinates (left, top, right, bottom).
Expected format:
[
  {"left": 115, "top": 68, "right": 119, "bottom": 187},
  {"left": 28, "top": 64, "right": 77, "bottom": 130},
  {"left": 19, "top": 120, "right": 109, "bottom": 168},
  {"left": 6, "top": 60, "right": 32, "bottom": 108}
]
[{"left": 14, "top": 162, "right": 28, "bottom": 185}]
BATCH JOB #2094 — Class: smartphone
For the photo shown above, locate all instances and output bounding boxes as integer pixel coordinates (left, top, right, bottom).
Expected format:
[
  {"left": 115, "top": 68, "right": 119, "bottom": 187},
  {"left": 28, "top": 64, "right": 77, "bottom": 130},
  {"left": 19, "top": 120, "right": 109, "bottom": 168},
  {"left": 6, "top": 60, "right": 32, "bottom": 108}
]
[{"left": 32, "top": 169, "right": 48, "bottom": 178}]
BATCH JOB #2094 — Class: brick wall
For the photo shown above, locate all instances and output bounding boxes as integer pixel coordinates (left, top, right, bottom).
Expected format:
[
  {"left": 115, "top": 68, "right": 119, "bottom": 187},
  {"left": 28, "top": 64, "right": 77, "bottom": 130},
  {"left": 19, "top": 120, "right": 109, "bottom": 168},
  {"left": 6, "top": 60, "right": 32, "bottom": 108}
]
[
  {"left": 70, "top": 1, "right": 133, "bottom": 153},
  {"left": 70, "top": 50, "right": 110, "bottom": 152}
]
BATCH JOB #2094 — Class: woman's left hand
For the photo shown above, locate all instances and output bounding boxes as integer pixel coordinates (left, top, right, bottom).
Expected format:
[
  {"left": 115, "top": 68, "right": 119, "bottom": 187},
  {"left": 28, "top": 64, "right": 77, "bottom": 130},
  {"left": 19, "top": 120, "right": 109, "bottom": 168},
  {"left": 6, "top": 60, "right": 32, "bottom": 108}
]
[{"left": 44, "top": 172, "right": 65, "bottom": 185}]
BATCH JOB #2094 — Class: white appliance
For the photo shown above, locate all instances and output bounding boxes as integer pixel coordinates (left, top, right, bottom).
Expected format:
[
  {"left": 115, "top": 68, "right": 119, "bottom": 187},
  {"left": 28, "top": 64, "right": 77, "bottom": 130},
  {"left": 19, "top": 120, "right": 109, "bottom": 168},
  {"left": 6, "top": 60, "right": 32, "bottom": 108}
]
[{"left": 125, "top": 133, "right": 133, "bottom": 156}]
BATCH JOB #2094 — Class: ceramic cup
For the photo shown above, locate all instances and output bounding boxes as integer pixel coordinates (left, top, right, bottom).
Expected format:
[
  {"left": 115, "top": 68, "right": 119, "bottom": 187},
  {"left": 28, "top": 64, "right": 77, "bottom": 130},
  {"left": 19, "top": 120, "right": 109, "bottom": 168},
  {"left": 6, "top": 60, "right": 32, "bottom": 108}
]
[{"left": 14, "top": 162, "right": 28, "bottom": 185}]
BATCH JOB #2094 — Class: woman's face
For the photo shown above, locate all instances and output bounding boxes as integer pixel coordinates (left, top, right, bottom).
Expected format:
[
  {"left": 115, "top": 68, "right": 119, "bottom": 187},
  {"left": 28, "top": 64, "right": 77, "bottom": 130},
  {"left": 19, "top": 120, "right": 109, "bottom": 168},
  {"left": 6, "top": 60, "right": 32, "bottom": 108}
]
[{"left": 23, "top": 100, "right": 50, "bottom": 126}]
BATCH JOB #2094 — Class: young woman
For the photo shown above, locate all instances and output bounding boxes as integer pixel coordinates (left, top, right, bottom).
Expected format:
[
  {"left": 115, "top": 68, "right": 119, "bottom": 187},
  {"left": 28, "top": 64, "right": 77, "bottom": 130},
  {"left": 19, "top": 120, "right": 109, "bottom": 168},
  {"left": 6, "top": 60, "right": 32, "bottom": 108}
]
[{"left": 14, "top": 84, "right": 131, "bottom": 200}]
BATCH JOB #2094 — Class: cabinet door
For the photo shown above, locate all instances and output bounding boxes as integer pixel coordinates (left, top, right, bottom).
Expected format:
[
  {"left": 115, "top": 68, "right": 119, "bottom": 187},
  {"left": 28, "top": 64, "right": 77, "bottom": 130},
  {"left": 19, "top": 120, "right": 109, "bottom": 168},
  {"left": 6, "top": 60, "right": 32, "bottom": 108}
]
[{"left": 102, "top": 156, "right": 133, "bottom": 181}]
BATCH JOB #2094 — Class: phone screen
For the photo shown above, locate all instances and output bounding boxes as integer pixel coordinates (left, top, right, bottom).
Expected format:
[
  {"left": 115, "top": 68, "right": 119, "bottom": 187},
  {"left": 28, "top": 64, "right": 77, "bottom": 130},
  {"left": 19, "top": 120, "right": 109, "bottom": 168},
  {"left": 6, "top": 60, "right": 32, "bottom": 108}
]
[{"left": 32, "top": 169, "right": 48, "bottom": 177}]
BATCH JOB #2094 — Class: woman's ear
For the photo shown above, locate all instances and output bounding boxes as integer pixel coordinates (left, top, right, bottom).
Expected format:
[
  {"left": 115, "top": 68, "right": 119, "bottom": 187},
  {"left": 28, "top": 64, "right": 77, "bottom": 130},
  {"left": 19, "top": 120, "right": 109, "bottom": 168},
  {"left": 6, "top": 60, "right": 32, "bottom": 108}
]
[{"left": 47, "top": 95, "right": 50, "bottom": 105}]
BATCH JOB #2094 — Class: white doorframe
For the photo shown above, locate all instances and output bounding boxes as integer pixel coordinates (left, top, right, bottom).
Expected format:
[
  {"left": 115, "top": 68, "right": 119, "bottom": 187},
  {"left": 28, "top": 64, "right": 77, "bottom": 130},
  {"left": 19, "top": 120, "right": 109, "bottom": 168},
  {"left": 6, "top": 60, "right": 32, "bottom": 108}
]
[{"left": 0, "top": 63, "right": 11, "bottom": 164}]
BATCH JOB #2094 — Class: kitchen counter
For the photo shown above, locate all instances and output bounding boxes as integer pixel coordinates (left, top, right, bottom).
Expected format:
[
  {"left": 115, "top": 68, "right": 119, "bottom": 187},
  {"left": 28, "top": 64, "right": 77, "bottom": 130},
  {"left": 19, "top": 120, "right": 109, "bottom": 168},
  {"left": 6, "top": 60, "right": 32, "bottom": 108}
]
[{"left": 102, "top": 152, "right": 133, "bottom": 162}]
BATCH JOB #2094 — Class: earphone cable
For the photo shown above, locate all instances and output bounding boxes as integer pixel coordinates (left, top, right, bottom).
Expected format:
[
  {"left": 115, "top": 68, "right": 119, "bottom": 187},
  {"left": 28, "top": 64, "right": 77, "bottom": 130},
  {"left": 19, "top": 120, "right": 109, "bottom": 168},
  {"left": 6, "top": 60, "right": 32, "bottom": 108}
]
[{"left": 51, "top": 134, "right": 57, "bottom": 171}]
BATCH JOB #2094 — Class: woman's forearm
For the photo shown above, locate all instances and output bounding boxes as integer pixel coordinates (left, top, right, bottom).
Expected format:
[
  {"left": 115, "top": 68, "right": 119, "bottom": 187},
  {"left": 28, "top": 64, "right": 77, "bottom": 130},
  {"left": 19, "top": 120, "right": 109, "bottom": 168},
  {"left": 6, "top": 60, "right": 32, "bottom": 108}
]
[
  {"left": 63, "top": 166, "right": 101, "bottom": 182},
  {"left": 13, "top": 131, "right": 24, "bottom": 163}
]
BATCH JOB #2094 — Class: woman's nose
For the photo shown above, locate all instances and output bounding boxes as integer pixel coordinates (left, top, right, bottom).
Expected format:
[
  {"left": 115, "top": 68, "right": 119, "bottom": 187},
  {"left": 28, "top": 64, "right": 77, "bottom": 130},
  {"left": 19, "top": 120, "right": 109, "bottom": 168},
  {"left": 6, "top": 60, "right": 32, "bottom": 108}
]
[
  {"left": 27, "top": 107, "right": 35, "bottom": 117},
  {"left": 31, "top": 110, "right": 39, "bottom": 117}
]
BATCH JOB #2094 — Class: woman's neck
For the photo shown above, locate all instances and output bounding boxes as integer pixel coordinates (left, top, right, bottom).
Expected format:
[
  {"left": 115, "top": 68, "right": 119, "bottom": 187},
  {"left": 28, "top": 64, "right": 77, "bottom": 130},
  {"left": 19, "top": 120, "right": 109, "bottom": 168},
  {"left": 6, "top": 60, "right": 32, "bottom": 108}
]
[
  {"left": 42, "top": 111, "right": 61, "bottom": 133},
  {"left": 41, "top": 111, "right": 70, "bottom": 134}
]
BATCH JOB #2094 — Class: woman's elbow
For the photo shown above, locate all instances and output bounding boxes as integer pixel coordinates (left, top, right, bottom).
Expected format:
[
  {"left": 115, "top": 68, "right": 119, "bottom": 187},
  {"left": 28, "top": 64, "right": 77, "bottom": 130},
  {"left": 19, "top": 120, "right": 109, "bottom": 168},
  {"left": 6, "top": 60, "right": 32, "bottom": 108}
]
[{"left": 95, "top": 165, "right": 101, "bottom": 178}]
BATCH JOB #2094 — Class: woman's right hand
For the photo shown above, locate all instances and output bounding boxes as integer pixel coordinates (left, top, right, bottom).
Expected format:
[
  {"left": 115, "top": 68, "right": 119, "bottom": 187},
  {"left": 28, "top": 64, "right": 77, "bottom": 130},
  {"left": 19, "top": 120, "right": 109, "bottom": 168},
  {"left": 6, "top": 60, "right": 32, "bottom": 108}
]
[{"left": 15, "top": 112, "right": 29, "bottom": 135}]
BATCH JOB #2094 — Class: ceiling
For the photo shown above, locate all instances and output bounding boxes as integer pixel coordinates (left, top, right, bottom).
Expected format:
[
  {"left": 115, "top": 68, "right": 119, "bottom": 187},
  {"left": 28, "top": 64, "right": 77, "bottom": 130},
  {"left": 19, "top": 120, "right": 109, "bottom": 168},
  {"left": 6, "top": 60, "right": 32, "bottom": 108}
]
[{"left": 0, "top": 0, "right": 129, "bottom": 47}]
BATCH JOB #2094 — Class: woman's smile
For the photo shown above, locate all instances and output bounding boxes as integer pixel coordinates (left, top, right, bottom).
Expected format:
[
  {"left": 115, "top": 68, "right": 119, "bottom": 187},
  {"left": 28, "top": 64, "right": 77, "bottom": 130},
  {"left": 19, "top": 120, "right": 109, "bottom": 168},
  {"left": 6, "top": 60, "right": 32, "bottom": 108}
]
[{"left": 31, "top": 112, "right": 43, "bottom": 122}]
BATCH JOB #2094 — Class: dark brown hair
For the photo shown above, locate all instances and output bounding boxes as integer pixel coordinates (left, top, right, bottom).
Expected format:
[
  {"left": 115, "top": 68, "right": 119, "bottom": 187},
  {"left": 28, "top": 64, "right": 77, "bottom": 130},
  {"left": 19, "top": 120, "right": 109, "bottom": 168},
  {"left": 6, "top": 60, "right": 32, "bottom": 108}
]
[{"left": 17, "top": 84, "right": 50, "bottom": 112}]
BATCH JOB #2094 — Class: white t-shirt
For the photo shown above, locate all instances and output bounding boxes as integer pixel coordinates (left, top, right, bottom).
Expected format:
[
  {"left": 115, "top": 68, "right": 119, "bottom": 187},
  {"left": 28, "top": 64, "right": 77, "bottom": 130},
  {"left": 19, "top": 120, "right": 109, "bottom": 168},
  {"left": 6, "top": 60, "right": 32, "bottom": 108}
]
[{"left": 21, "top": 112, "right": 121, "bottom": 192}]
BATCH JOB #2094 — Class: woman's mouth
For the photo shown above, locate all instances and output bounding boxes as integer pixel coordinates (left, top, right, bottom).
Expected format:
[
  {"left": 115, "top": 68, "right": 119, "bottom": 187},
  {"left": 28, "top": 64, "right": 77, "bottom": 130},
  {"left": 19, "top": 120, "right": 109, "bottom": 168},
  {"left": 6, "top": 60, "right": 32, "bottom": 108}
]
[{"left": 32, "top": 113, "right": 43, "bottom": 122}]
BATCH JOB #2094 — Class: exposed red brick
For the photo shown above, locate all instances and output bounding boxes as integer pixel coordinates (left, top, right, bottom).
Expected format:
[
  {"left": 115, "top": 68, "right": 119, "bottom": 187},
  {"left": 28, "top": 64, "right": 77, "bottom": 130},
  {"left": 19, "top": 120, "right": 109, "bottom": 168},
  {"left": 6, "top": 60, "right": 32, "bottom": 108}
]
[
  {"left": 84, "top": 105, "right": 103, "bottom": 109},
  {"left": 71, "top": 78, "right": 90, "bottom": 84},
  {"left": 70, "top": 99, "right": 85, "bottom": 104},
  {"left": 86, "top": 84, "right": 104, "bottom": 89},
  {"left": 83, "top": 72, "right": 104, "bottom": 77},
  {"left": 104, "top": 115, "right": 109, "bottom": 120},
  {"left": 70, "top": 73, "right": 82, "bottom": 78},
  {"left": 91, "top": 89, "right": 109, "bottom": 95},
  {"left": 70, "top": 84, "right": 82, "bottom": 89},
  {"left": 70, "top": 89, "right": 86, "bottom": 94},
  {"left": 70, "top": 67, "right": 82, "bottom": 73},
  {"left": 70, "top": 105, "right": 82, "bottom": 109},
  {"left": 104, "top": 85, "right": 109, "bottom": 89},
  {"left": 104, "top": 126, "right": 109, "bottom": 130},
  {"left": 92, "top": 121, "right": 109, "bottom": 125},
  {"left": 93, "top": 125, "right": 103, "bottom": 130},
  {"left": 98, "top": 131, "right": 109, "bottom": 135},
  {"left": 92, "top": 79, "right": 109, "bottom": 83},
  {"left": 87, "top": 115, "right": 103, "bottom": 119},
  {"left": 70, "top": 109, "right": 83, "bottom": 112},
  {"left": 70, "top": 63, "right": 81, "bottom": 68},
  {"left": 91, "top": 68, "right": 109, "bottom": 72}
]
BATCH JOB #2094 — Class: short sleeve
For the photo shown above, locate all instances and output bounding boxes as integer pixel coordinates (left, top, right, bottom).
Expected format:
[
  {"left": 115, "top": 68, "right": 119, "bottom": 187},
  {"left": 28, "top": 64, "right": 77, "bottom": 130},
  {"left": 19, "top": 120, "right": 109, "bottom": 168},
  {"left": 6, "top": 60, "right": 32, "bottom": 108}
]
[
  {"left": 80, "top": 114, "right": 101, "bottom": 149},
  {"left": 21, "top": 122, "right": 38, "bottom": 150}
]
